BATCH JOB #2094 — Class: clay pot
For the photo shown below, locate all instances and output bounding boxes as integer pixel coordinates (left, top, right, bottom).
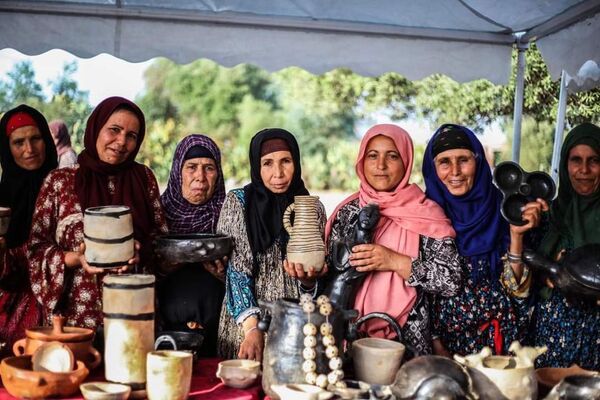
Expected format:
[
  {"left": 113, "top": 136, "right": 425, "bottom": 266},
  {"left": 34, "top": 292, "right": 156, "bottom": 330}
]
[
  {"left": 352, "top": 337, "right": 405, "bottom": 385},
  {"left": 216, "top": 359, "right": 261, "bottom": 389},
  {"left": 153, "top": 233, "right": 233, "bottom": 271},
  {"left": 84, "top": 205, "right": 134, "bottom": 268},
  {"left": 103, "top": 274, "right": 155, "bottom": 390},
  {"left": 146, "top": 350, "right": 193, "bottom": 400},
  {"left": 536, "top": 364, "right": 598, "bottom": 397},
  {"left": 0, "top": 206, "right": 10, "bottom": 236},
  {"left": 283, "top": 195, "right": 325, "bottom": 272},
  {"left": 0, "top": 355, "right": 88, "bottom": 399},
  {"left": 13, "top": 315, "right": 101, "bottom": 369}
]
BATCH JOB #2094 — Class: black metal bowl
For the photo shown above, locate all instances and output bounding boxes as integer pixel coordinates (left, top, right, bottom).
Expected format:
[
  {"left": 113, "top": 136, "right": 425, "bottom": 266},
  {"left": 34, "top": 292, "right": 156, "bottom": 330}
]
[
  {"left": 155, "top": 330, "right": 204, "bottom": 360},
  {"left": 153, "top": 233, "right": 233, "bottom": 264}
]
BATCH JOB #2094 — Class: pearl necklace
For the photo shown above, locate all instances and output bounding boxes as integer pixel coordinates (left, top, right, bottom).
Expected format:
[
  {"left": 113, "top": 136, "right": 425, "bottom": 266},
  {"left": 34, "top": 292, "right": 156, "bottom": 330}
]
[{"left": 300, "top": 293, "right": 346, "bottom": 389}]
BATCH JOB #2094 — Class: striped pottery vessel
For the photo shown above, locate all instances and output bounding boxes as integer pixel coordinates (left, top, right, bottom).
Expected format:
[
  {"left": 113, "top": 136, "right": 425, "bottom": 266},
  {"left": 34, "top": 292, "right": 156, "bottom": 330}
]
[
  {"left": 83, "top": 205, "right": 134, "bottom": 268},
  {"left": 283, "top": 195, "right": 325, "bottom": 272}
]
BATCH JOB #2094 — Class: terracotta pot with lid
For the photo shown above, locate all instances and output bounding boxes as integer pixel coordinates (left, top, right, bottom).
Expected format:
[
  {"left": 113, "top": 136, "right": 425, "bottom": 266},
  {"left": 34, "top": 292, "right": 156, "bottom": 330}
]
[{"left": 13, "top": 315, "right": 101, "bottom": 369}]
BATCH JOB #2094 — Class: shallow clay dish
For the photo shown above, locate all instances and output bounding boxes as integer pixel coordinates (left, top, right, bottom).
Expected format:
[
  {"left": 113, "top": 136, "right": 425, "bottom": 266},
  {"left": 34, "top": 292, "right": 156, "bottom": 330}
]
[
  {"left": 32, "top": 341, "right": 75, "bottom": 372},
  {"left": 216, "top": 359, "right": 261, "bottom": 389},
  {"left": 80, "top": 381, "right": 132, "bottom": 400},
  {"left": 0, "top": 355, "right": 88, "bottom": 399},
  {"left": 154, "top": 233, "right": 233, "bottom": 265}
]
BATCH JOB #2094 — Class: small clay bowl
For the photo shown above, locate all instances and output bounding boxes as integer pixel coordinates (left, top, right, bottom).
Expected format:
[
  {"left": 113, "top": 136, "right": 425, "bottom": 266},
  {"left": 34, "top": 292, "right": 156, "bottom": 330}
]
[
  {"left": 80, "top": 382, "right": 132, "bottom": 400},
  {"left": 32, "top": 341, "right": 75, "bottom": 372},
  {"left": 0, "top": 355, "right": 88, "bottom": 399},
  {"left": 216, "top": 359, "right": 261, "bottom": 389},
  {"left": 153, "top": 233, "right": 233, "bottom": 267}
]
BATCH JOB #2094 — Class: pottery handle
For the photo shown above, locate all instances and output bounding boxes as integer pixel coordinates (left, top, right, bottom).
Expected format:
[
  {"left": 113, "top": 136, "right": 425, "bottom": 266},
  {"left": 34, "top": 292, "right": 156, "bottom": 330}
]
[
  {"left": 87, "top": 347, "right": 102, "bottom": 370},
  {"left": 12, "top": 338, "right": 26, "bottom": 356},
  {"left": 282, "top": 203, "right": 295, "bottom": 234},
  {"left": 155, "top": 335, "right": 178, "bottom": 351}
]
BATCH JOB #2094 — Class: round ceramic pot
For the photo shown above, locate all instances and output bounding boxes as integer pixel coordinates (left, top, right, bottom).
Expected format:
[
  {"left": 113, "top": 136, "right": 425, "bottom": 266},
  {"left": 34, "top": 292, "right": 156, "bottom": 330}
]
[
  {"left": 352, "top": 337, "right": 405, "bottom": 385},
  {"left": 0, "top": 207, "right": 10, "bottom": 236},
  {"left": 84, "top": 205, "right": 134, "bottom": 268},
  {"left": 146, "top": 350, "right": 192, "bottom": 400},
  {"left": 12, "top": 315, "right": 101, "bottom": 370}
]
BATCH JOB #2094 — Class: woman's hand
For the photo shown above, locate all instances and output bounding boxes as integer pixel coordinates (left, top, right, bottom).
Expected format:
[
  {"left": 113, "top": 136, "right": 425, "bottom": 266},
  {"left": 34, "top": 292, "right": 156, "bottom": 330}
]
[
  {"left": 238, "top": 317, "right": 264, "bottom": 361},
  {"left": 203, "top": 256, "right": 228, "bottom": 282},
  {"left": 510, "top": 198, "right": 549, "bottom": 236},
  {"left": 349, "top": 244, "right": 412, "bottom": 279},
  {"left": 79, "top": 240, "right": 140, "bottom": 275},
  {"left": 283, "top": 260, "right": 328, "bottom": 287}
]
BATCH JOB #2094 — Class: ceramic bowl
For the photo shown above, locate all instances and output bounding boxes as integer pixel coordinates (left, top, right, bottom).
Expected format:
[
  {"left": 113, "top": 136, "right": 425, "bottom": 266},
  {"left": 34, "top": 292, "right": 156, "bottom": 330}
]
[
  {"left": 31, "top": 341, "right": 75, "bottom": 372},
  {"left": 271, "top": 384, "right": 333, "bottom": 400},
  {"left": 493, "top": 161, "right": 556, "bottom": 226},
  {"left": 154, "top": 330, "right": 204, "bottom": 360},
  {"left": 216, "top": 359, "right": 261, "bottom": 389},
  {"left": 80, "top": 382, "right": 132, "bottom": 400},
  {"left": 154, "top": 233, "right": 233, "bottom": 268},
  {"left": 0, "top": 355, "right": 88, "bottom": 399},
  {"left": 0, "top": 207, "right": 10, "bottom": 236},
  {"left": 536, "top": 365, "right": 597, "bottom": 392},
  {"left": 352, "top": 337, "right": 405, "bottom": 385}
]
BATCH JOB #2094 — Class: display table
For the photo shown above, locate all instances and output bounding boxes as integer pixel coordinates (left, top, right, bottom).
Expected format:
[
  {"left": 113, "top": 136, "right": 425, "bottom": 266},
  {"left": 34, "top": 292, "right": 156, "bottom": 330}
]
[{"left": 0, "top": 358, "right": 264, "bottom": 400}]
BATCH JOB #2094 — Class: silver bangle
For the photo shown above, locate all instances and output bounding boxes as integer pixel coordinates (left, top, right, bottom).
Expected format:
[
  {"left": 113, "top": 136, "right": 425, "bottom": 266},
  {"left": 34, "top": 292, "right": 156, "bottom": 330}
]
[{"left": 507, "top": 252, "right": 522, "bottom": 263}]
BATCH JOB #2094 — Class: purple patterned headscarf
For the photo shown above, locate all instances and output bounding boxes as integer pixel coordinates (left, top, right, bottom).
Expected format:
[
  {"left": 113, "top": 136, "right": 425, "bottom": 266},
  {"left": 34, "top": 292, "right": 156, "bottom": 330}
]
[{"left": 160, "top": 134, "right": 226, "bottom": 234}]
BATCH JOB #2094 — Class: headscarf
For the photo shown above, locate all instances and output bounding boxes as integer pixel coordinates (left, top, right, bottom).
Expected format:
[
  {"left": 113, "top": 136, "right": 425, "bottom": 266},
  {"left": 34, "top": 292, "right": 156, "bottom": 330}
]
[
  {"left": 0, "top": 104, "right": 58, "bottom": 248},
  {"left": 48, "top": 120, "right": 72, "bottom": 157},
  {"left": 161, "top": 134, "right": 226, "bottom": 234},
  {"left": 75, "top": 96, "right": 155, "bottom": 255},
  {"left": 326, "top": 124, "right": 455, "bottom": 337},
  {"left": 244, "top": 128, "right": 309, "bottom": 257},
  {"left": 538, "top": 122, "right": 600, "bottom": 258},
  {"left": 423, "top": 124, "right": 509, "bottom": 283}
]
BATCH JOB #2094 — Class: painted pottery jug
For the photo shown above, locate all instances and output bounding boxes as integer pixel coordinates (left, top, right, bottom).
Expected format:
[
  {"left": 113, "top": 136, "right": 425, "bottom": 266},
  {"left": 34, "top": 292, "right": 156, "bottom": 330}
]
[
  {"left": 146, "top": 350, "right": 192, "bottom": 400},
  {"left": 0, "top": 207, "right": 10, "bottom": 236},
  {"left": 283, "top": 195, "right": 325, "bottom": 272},
  {"left": 103, "top": 274, "right": 155, "bottom": 393},
  {"left": 454, "top": 341, "right": 547, "bottom": 400},
  {"left": 84, "top": 205, "right": 134, "bottom": 268}
]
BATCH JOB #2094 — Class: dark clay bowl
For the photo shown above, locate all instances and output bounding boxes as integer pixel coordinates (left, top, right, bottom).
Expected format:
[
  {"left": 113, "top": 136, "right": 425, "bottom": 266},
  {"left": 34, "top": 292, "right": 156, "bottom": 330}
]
[
  {"left": 493, "top": 161, "right": 556, "bottom": 226},
  {"left": 155, "top": 331, "right": 204, "bottom": 360},
  {"left": 153, "top": 233, "right": 232, "bottom": 265}
]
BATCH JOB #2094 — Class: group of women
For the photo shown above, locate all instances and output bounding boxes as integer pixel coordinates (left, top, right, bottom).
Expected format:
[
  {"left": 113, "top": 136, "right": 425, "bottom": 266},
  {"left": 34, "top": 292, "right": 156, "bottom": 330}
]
[{"left": 1, "top": 96, "right": 599, "bottom": 372}]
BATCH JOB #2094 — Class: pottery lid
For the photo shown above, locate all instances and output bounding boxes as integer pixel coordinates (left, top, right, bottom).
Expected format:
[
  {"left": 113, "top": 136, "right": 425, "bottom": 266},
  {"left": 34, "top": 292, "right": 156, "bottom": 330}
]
[{"left": 26, "top": 315, "right": 94, "bottom": 342}]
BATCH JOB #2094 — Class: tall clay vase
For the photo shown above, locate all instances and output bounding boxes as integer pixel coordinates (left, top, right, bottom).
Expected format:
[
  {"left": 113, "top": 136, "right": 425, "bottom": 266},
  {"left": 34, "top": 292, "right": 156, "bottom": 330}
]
[{"left": 283, "top": 195, "right": 325, "bottom": 272}]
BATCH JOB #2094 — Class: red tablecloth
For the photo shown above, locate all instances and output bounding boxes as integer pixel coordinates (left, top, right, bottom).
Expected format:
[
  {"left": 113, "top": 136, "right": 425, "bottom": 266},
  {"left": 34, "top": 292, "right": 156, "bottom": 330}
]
[{"left": 0, "top": 358, "right": 264, "bottom": 400}]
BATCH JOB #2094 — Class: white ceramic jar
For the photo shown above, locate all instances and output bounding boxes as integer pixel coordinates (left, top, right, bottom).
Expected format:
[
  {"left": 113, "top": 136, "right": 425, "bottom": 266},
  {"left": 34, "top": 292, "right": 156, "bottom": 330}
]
[{"left": 84, "top": 205, "right": 133, "bottom": 267}]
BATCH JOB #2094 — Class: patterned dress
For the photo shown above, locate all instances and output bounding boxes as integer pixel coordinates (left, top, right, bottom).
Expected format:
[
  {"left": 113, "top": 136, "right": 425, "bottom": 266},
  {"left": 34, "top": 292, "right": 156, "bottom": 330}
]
[
  {"left": 0, "top": 245, "right": 41, "bottom": 349},
  {"left": 27, "top": 165, "right": 167, "bottom": 329},
  {"left": 326, "top": 198, "right": 463, "bottom": 355},
  {"left": 216, "top": 189, "right": 326, "bottom": 359},
  {"left": 431, "top": 257, "right": 530, "bottom": 356}
]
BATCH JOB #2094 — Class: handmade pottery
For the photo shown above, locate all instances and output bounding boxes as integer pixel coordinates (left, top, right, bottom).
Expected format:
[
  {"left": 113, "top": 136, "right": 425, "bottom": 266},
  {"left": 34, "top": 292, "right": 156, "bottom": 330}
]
[
  {"left": 493, "top": 161, "right": 556, "bottom": 226},
  {"left": 352, "top": 337, "right": 405, "bottom": 385},
  {"left": 84, "top": 205, "right": 134, "bottom": 267},
  {"left": 271, "top": 384, "right": 333, "bottom": 400},
  {"left": 536, "top": 364, "right": 597, "bottom": 397},
  {"left": 544, "top": 374, "right": 600, "bottom": 400},
  {"left": 80, "top": 381, "right": 132, "bottom": 400},
  {"left": 154, "top": 330, "right": 204, "bottom": 360},
  {"left": 31, "top": 341, "right": 75, "bottom": 372},
  {"left": 0, "top": 355, "right": 88, "bottom": 399},
  {"left": 524, "top": 243, "right": 600, "bottom": 302},
  {"left": 153, "top": 233, "right": 232, "bottom": 271},
  {"left": 283, "top": 195, "right": 326, "bottom": 271},
  {"left": 0, "top": 207, "right": 10, "bottom": 236},
  {"left": 454, "top": 341, "right": 547, "bottom": 400},
  {"left": 146, "top": 350, "right": 193, "bottom": 400},
  {"left": 216, "top": 359, "right": 261, "bottom": 389},
  {"left": 13, "top": 314, "right": 101, "bottom": 369},
  {"left": 103, "top": 274, "right": 155, "bottom": 391}
]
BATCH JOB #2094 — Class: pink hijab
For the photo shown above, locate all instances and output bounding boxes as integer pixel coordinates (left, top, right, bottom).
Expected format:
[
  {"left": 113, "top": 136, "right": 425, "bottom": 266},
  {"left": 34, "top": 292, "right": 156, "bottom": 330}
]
[{"left": 326, "top": 124, "right": 455, "bottom": 338}]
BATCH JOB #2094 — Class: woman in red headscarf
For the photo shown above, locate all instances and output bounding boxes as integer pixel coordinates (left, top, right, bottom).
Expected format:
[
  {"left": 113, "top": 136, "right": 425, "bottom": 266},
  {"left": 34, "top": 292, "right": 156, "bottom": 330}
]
[
  {"left": 325, "top": 124, "right": 462, "bottom": 355},
  {"left": 0, "top": 104, "right": 58, "bottom": 350},
  {"left": 27, "top": 97, "right": 167, "bottom": 329}
]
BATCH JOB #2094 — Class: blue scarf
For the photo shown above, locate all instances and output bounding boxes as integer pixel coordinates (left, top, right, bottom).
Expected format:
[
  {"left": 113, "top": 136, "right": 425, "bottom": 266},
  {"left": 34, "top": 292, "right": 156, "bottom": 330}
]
[{"left": 423, "top": 124, "right": 509, "bottom": 283}]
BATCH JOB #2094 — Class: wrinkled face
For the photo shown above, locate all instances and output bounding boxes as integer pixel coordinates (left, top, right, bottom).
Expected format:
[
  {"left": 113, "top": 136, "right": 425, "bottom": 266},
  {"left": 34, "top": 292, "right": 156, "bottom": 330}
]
[
  {"left": 260, "top": 150, "right": 295, "bottom": 194},
  {"left": 95, "top": 109, "right": 140, "bottom": 165},
  {"left": 434, "top": 148, "right": 477, "bottom": 196},
  {"left": 181, "top": 157, "right": 218, "bottom": 205},
  {"left": 567, "top": 144, "right": 600, "bottom": 196},
  {"left": 9, "top": 125, "right": 46, "bottom": 171},
  {"left": 363, "top": 135, "right": 405, "bottom": 192}
]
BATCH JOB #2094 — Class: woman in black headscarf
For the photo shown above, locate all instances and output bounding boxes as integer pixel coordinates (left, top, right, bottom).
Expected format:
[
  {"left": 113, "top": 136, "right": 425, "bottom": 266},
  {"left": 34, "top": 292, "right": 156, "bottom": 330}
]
[
  {"left": 0, "top": 104, "right": 57, "bottom": 349},
  {"left": 216, "top": 128, "right": 327, "bottom": 361}
]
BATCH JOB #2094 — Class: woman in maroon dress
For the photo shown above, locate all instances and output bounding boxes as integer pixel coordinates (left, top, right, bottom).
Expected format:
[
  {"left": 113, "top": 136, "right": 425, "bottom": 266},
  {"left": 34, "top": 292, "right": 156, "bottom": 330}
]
[{"left": 27, "top": 97, "right": 167, "bottom": 329}]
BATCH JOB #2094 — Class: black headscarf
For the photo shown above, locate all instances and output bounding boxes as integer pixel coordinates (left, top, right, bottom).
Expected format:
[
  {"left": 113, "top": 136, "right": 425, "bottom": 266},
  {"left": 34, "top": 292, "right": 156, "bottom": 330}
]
[
  {"left": 244, "top": 128, "right": 309, "bottom": 256},
  {"left": 0, "top": 104, "right": 58, "bottom": 248}
]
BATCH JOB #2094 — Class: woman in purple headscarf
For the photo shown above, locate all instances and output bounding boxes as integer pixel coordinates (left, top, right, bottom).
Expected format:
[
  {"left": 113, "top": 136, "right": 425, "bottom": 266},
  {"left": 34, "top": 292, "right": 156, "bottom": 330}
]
[
  {"left": 422, "top": 124, "right": 546, "bottom": 356},
  {"left": 158, "top": 134, "right": 226, "bottom": 356}
]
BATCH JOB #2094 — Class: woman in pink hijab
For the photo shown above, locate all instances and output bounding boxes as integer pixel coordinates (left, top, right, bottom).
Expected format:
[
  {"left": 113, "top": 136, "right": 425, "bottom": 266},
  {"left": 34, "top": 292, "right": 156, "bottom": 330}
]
[
  {"left": 325, "top": 124, "right": 463, "bottom": 354},
  {"left": 49, "top": 120, "right": 77, "bottom": 168}
]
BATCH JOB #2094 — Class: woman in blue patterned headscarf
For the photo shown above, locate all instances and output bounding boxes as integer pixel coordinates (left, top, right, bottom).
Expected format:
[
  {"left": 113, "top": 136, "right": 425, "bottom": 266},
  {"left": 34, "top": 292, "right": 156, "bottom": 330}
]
[{"left": 422, "top": 123, "right": 545, "bottom": 356}]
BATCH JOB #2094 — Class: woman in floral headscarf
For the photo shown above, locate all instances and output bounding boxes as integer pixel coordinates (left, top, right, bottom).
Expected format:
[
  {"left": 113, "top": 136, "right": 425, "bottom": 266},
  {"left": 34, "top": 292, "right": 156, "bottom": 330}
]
[
  {"left": 27, "top": 96, "right": 167, "bottom": 329},
  {"left": 325, "top": 123, "right": 462, "bottom": 355}
]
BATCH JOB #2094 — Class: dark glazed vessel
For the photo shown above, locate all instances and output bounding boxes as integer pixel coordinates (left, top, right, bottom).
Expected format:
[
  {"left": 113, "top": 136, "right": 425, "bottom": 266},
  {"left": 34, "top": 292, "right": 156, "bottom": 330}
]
[
  {"left": 153, "top": 233, "right": 232, "bottom": 271},
  {"left": 544, "top": 374, "right": 600, "bottom": 400},
  {"left": 523, "top": 244, "right": 600, "bottom": 302},
  {"left": 493, "top": 161, "right": 556, "bottom": 226},
  {"left": 154, "top": 330, "right": 204, "bottom": 360}
]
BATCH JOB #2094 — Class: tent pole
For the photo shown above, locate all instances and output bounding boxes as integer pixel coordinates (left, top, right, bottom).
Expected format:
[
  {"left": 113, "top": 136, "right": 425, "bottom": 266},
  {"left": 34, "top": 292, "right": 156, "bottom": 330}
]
[
  {"left": 550, "top": 69, "right": 568, "bottom": 182},
  {"left": 511, "top": 41, "right": 528, "bottom": 162}
]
